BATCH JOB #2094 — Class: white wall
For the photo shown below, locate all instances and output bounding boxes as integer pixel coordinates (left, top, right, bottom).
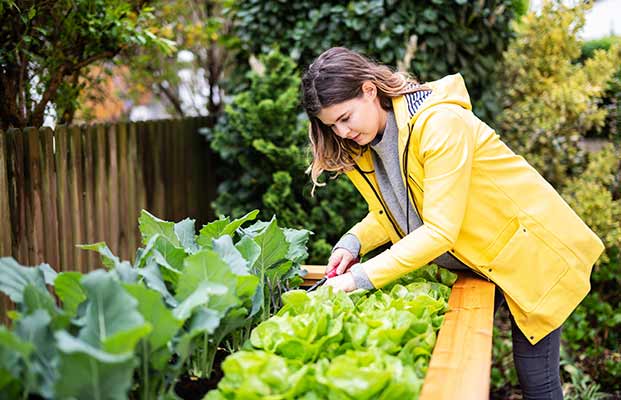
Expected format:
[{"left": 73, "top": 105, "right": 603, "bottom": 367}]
[{"left": 529, "top": 0, "right": 621, "bottom": 40}]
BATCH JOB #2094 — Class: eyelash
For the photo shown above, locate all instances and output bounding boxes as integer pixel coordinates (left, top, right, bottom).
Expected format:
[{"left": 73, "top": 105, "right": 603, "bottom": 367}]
[{"left": 332, "top": 116, "right": 350, "bottom": 128}]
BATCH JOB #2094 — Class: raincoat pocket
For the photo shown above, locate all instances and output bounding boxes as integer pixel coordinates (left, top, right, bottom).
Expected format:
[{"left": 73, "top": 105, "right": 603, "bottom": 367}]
[{"left": 487, "top": 221, "right": 569, "bottom": 312}]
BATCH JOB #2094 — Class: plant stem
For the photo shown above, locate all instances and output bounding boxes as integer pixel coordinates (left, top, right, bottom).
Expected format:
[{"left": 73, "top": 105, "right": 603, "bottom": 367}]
[{"left": 142, "top": 341, "right": 149, "bottom": 400}]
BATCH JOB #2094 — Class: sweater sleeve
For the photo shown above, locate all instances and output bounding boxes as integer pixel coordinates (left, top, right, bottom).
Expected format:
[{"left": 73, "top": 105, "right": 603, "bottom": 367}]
[{"left": 332, "top": 233, "right": 361, "bottom": 258}]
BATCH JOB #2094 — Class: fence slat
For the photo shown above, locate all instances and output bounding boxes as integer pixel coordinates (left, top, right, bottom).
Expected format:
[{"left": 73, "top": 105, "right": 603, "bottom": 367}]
[
  {"left": 54, "top": 126, "right": 74, "bottom": 271},
  {"left": 164, "top": 120, "right": 173, "bottom": 219},
  {"left": 117, "top": 122, "right": 130, "bottom": 261},
  {"left": 107, "top": 124, "right": 120, "bottom": 258},
  {"left": 126, "top": 122, "right": 138, "bottom": 260},
  {"left": 25, "top": 127, "right": 44, "bottom": 265},
  {"left": 153, "top": 121, "right": 165, "bottom": 218},
  {"left": 135, "top": 121, "right": 147, "bottom": 247},
  {"left": 8, "top": 129, "right": 28, "bottom": 265},
  {"left": 68, "top": 125, "right": 85, "bottom": 272},
  {"left": 0, "top": 130, "right": 12, "bottom": 256},
  {"left": 39, "top": 127, "right": 60, "bottom": 270},
  {"left": 2, "top": 118, "right": 217, "bottom": 274},
  {"left": 94, "top": 124, "right": 108, "bottom": 252},
  {"left": 82, "top": 126, "right": 96, "bottom": 269}
]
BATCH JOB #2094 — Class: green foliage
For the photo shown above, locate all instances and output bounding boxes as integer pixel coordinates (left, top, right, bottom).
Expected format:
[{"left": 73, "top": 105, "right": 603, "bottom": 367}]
[
  {"left": 0, "top": 0, "right": 174, "bottom": 128},
  {"left": 207, "top": 265, "right": 456, "bottom": 399},
  {"left": 559, "top": 144, "right": 621, "bottom": 392},
  {"left": 581, "top": 36, "right": 621, "bottom": 140},
  {"left": 491, "top": 5, "right": 621, "bottom": 396},
  {"left": 209, "top": 49, "right": 367, "bottom": 263},
  {"left": 561, "top": 145, "right": 621, "bottom": 265},
  {"left": 0, "top": 208, "right": 311, "bottom": 399},
  {"left": 110, "top": 0, "right": 240, "bottom": 120},
  {"left": 497, "top": 2, "right": 621, "bottom": 186},
  {"left": 231, "top": 0, "right": 522, "bottom": 121}
]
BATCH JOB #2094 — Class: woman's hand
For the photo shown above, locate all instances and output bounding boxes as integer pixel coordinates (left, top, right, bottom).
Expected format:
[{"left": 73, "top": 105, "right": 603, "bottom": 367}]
[
  {"left": 327, "top": 248, "right": 357, "bottom": 275},
  {"left": 324, "top": 272, "right": 356, "bottom": 292}
]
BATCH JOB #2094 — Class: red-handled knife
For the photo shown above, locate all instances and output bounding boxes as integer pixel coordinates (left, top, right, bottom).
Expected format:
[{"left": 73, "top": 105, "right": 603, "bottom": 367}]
[{"left": 306, "top": 267, "right": 338, "bottom": 292}]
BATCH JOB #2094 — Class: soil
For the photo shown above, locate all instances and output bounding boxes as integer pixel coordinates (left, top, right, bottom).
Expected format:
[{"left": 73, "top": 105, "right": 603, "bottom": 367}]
[{"left": 174, "top": 349, "right": 229, "bottom": 399}]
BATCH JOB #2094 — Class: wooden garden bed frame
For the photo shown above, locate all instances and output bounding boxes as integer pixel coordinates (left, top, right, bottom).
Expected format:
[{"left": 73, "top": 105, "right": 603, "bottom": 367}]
[{"left": 301, "top": 265, "right": 496, "bottom": 400}]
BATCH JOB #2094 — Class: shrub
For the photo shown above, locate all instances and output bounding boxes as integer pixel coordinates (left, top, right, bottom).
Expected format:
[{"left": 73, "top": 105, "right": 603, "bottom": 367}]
[
  {"left": 208, "top": 49, "right": 367, "bottom": 263},
  {"left": 230, "top": 0, "right": 526, "bottom": 122},
  {"left": 497, "top": 2, "right": 620, "bottom": 187},
  {"left": 581, "top": 36, "right": 621, "bottom": 140},
  {"left": 560, "top": 144, "right": 621, "bottom": 392}
]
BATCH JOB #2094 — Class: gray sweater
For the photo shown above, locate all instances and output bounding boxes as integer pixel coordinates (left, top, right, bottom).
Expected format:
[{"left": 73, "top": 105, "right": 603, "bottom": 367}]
[{"left": 335, "top": 94, "right": 469, "bottom": 289}]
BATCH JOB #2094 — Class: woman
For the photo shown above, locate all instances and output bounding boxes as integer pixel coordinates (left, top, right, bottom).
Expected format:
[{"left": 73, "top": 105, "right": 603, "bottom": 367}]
[{"left": 301, "top": 47, "right": 604, "bottom": 399}]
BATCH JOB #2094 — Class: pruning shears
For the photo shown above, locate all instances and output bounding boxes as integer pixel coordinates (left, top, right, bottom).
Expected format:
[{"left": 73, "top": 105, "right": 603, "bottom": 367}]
[{"left": 306, "top": 267, "right": 338, "bottom": 292}]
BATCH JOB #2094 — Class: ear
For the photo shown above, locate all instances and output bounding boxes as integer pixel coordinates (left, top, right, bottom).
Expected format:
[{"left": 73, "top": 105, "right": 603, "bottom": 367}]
[{"left": 361, "top": 81, "right": 377, "bottom": 99}]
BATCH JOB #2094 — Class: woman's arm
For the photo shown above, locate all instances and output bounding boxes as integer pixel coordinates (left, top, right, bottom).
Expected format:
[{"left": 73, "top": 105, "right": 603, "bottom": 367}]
[
  {"left": 361, "top": 107, "right": 475, "bottom": 288},
  {"left": 347, "top": 209, "right": 391, "bottom": 256}
]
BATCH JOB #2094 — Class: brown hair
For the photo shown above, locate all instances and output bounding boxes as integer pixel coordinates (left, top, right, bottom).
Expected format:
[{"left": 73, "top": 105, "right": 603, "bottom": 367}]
[{"left": 301, "top": 47, "right": 426, "bottom": 192}]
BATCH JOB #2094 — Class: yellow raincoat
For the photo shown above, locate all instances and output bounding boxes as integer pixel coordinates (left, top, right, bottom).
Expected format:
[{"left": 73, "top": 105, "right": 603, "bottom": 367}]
[{"left": 345, "top": 73, "right": 604, "bottom": 344}]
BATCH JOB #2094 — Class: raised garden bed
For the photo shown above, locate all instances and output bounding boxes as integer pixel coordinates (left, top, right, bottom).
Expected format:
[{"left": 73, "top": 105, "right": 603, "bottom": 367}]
[{"left": 302, "top": 265, "right": 495, "bottom": 400}]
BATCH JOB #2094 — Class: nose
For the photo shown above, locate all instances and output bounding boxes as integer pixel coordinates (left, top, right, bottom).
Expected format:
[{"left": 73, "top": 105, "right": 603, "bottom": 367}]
[{"left": 333, "top": 122, "right": 350, "bottom": 138}]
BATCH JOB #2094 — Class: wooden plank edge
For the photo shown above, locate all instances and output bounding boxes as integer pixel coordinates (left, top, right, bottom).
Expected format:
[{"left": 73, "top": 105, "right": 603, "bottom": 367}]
[{"left": 420, "top": 271, "right": 495, "bottom": 400}]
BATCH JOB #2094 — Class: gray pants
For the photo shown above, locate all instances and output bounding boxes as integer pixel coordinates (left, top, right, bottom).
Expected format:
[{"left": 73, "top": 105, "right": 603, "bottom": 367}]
[{"left": 494, "top": 287, "right": 564, "bottom": 400}]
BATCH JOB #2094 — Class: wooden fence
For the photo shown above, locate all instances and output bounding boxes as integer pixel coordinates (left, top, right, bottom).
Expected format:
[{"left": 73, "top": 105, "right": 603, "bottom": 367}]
[{"left": 0, "top": 117, "right": 217, "bottom": 318}]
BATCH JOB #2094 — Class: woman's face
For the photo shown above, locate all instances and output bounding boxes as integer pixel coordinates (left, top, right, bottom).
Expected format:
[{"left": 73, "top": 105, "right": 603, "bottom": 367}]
[{"left": 317, "top": 81, "right": 387, "bottom": 146}]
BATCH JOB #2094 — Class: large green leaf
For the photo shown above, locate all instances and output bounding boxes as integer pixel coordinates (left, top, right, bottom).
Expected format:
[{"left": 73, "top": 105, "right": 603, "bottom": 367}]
[
  {"left": 54, "top": 331, "right": 136, "bottom": 400},
  {"left": 139, "top": 209, "right": 181, "bottom": 247},
  {"left": 137, "top": 260, "right": 178, "bottom": 307},
  {"left": 283, "top": 228, "right": 312, "bottom": 264},
  {"left": 13, "top": 310, "right": 57, "bottom": 398},
  {"left": 222, "top": 209, "right": 260, "bottom": 236},
  {"left": 135, "top": 233, "right": 184, "bottom": 285},
  {"left": 152, "top": 237, "right": 185, "bottom": 278},
  {"left": 174, "top": 218, "right": 200, "bottom": 254},
  {"left": 196, "top": 209, "right": 259, "bottom": 248},
  {"left": 123, "top": 283, "right": 183, "bottom": 351},
  {"left": 196, "top": 218, "right": 229, "bottom": 248},
  {"left": 0, "top": 258, "right": 49, "bottom": 303},
  {"left": 78, "top": 270, "right": 151, "bottom": 354},
  {"left": 54, "top": 272, "right": 87, "bottom": 317},
  {"left": 212, "top": 235, "right": 250, "bottom": 275},
  {"left": 23, "top": 284, "right": 70, "bottom": 330},
  {"left": 0, "top": 326, "right": 33, "bottom": 395},
  {"left": 77, "top": 242, "right": 122, "bottom": 270},
  {"left": 176, "top": 250, "right": 241, "bottom": 314},
  {"left": 235, "top": 236, "right": 261, "bottom": 267},
  {"left": 176, "top": 308, "right": 222, "bottom": 359},
  {"left": 173, "top": 281, "right": 228, "bottom": 320},
  {"left": 249, "top": 217, "right": 288, "bottom": 275}
]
